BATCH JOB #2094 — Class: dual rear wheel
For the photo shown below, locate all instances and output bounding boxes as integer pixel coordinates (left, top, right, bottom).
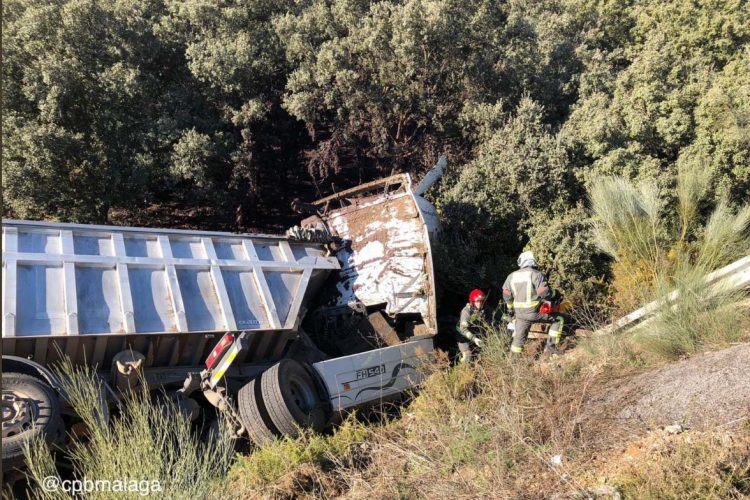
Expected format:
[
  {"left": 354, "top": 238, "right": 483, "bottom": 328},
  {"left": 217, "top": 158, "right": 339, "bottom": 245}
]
[{"left": 237, "top": 359, "right": 327, "bottom": 446}]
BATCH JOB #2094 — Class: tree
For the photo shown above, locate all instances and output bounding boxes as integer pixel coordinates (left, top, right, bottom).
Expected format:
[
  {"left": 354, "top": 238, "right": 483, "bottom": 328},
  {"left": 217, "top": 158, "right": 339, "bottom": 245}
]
[
  {"left": 437, "top": 98, "right": 578, "bottom": 293},
  {"left": 2, "top": 0, "right": 189, "bottom": 222},
  {"left": 157, "top": 0, "right": 307, "bottom": 224},
  {"left": 275, "top": 0, "right": 582, "bottom": 185},
  {"left": 563, "top": 0, "right": 750, "bottom": 203}
]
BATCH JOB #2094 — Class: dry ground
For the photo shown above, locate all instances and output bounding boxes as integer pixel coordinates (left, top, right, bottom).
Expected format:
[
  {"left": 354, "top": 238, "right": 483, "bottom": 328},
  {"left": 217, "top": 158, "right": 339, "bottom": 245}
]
[{"left": 592, "top": 342, "right": 750, "bottom": 431}]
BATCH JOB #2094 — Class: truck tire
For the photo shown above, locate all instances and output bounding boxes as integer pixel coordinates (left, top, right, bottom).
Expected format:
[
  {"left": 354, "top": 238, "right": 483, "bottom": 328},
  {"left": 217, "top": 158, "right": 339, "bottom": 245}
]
[
  {"left": 237, "top": 378, "right": 277, "bottom": 447},
  {"left": 2, "top": 373, "right": 64, "bottom": 470},
  {"left": 260, "top": 359, "right": 327, "bottom": 438}
]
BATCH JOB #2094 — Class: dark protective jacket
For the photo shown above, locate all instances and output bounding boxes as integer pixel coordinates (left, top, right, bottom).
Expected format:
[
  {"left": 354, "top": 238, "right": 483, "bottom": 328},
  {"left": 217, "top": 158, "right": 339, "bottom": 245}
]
[
  {"left": 456, "top": 303, "right": 492, "bottom": 342},
  {"left": 502, "top": 266, "right": 554, "bottom": 320}
]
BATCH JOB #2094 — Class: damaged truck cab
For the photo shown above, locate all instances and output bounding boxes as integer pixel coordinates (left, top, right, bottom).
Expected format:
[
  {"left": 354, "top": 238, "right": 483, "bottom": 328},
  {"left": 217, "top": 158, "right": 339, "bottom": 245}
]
[
  {"left": 1, "top": 159, "right": 444, "bottom": 468},
  {"left": 298, "top": 171, "right": 439, "bottom": 413}
]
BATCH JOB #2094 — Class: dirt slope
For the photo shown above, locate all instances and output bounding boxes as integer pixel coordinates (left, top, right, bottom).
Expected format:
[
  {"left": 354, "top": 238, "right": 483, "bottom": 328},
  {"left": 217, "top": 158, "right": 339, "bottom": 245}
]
[{"left": 593, "top": 342, "right": 750, "bottom": 431}]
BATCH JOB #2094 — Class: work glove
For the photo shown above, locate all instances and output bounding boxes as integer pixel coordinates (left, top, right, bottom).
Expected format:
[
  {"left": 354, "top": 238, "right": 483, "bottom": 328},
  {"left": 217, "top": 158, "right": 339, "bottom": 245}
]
[
  {"left": 471, "top": 336, "right": 485, "bottom": 348},
  {"left": 507, "top": 320, "right": 515, "bottom": 332}
]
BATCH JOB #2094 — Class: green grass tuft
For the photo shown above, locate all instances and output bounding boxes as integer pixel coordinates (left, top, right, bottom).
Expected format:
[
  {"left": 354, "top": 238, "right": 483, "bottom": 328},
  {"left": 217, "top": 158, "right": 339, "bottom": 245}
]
[
  {"left": 22, "top": 358, "right": 236, "bottom": 499},
  {"left": 229, "top": 414, "right": 368, "bottom": 496}
]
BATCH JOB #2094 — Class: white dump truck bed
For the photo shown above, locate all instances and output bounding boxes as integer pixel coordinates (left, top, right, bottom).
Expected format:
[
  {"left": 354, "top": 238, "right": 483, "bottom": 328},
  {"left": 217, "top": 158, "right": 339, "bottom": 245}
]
[
  {"left": 2, "top": 221, "right": 339, "bottom": 368},
  {"left": 2, "top": 168, "right": 441, "bottom": 371},
  {"left": 2, "top": 220, "right": 339, "bottom": 338}
]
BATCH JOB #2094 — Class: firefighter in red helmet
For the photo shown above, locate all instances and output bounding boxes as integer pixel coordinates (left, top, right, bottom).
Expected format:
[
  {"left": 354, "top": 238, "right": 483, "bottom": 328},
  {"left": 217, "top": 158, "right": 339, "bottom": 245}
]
[{"left": 456, "top": 289, "right": 492, "bottom": 363}]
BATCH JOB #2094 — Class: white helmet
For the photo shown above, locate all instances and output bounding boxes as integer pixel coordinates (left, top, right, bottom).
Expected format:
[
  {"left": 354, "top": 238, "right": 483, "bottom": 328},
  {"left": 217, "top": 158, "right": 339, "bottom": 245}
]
[{"left": 517, "top": 250, "right": 536, "bottom": 268}]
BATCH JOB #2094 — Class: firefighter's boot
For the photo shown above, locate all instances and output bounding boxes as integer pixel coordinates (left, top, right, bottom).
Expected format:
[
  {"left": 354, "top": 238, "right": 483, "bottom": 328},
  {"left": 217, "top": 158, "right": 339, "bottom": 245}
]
[
  {"left": 543, "top": 316, "right": 564, "bottom": 356},
  {"left": 459, "top": 344, "right": 473, "bottom": 364}
]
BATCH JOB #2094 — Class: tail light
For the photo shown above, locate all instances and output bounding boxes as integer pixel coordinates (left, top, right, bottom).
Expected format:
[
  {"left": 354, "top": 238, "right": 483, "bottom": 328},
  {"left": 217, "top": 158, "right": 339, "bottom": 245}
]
[
  {"left": 539, "top": 302, "right": 552, "bottom": 315},
  {"left": 205, "top": 333, "right": 234, "bottom": 370}
]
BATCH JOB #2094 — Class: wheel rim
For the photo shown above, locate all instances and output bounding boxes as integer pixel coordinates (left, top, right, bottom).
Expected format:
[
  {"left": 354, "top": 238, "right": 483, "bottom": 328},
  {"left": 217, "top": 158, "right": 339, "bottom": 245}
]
[
  {"left": 2, "top": 390, "right": 38, "bottom": 438},
  {"left": 287, "top": 375, "right": 318, "bottom": 414}
]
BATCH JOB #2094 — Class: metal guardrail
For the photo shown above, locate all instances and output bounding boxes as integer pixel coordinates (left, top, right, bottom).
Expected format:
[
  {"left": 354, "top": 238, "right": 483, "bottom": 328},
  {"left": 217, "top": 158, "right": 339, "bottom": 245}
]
[{"left": 595, "top": 255, "right": 750, "bottom": 336}]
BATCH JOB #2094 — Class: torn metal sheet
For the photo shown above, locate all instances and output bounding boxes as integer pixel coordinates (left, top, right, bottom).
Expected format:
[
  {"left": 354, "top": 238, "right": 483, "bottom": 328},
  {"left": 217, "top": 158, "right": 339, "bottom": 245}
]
[{"left": 314, "top": 174, "right": 438, "bottom": 333}]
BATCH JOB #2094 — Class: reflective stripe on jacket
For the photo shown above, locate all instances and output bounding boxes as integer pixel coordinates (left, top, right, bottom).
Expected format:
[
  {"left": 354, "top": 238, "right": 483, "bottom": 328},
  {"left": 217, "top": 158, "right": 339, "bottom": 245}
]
[{"left": 502, "top": 267, "right": 551, "bottom": 317}]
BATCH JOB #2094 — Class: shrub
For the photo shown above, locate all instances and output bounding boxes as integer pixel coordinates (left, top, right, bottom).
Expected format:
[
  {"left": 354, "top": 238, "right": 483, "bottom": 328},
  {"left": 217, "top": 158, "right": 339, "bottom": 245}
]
[
  {"left": 633, "top": 273, "right": 750, "bottom": 360},
  {"left": 588, "top": 175, "right": 668, "bottom": 309},
  {"left": 588, "top": 162, "right": 750, "bottom": 359},
  {"left": 526, "top": 204, "right": 611, "bottom": 310},
  {"left": 590, "top": 160, "right": 750, "bottom": 297},
  {"left": 22, "top": 358, "right": 236, "bottom": 499},
  {"left": 228, "top": 415, "right": 368, "bottom": 498}
]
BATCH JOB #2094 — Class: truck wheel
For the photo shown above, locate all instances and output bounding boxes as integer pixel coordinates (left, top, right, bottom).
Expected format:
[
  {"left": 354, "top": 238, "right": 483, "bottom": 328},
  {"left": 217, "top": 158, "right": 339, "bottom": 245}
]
[
  {"left": 237, "top": 378, "right": 277, "bottom": 447},
  {"left": 2, "top": 373, "right": 64, "bottom": 470},
  {"left": 260, "top": 359, "right": 327, "bottom": 438}
]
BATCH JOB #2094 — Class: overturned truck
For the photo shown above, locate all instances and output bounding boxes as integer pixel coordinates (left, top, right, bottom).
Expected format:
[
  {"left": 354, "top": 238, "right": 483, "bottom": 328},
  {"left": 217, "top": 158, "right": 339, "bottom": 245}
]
[{"left": 1, "top": 167, "right": 443, "bottom": 469}]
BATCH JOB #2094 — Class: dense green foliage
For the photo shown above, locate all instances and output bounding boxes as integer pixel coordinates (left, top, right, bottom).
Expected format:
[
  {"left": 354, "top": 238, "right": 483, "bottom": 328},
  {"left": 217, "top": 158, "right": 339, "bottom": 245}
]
[{"left": 4, "top": 0, "right": 749, "bottom": 308}]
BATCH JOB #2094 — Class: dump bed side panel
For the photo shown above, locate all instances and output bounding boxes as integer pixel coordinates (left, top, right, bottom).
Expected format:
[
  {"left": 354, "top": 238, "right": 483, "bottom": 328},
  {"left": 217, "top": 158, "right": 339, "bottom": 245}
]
[{"left": 2, "top": 220, "right": 339, "bottom": 340}]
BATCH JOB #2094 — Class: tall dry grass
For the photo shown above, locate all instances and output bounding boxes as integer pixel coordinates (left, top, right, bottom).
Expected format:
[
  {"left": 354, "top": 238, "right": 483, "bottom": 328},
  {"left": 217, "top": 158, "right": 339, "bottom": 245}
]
[
  {"left": 221, "top": 332, "right": 593, "bottom": 498},
  {"left": 22, "top": 358, "right": 236, "bottom": 499},
  {"left": 589, "top": 162, "right": 750, "bottom": 360},
  {"left": 220, "top": 327, "right": 750, "bottom": 499}
]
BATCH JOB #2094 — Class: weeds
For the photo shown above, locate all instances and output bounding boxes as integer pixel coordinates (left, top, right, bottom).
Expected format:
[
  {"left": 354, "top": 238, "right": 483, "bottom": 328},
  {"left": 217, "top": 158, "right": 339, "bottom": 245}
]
[
  {"left": 355, "top": 333, "right": 595, "bottom": 498},
  {"left": 229, "top": 415, "right": 368, "bottom": 498},
  {"left": 22, "top": 358, "right": 236, "bottom": 499},
  {"left": 20, "top": 438, "right": 66, "bottom": 500},
  {"left": 219, "top": 332, "right": 594, "bottom": 498},
  {"left": 605, "top": 428, "right": 750, "bottom": 499},
  {"left": 218, "top": 322, "right": 750, "bottom": 499}
]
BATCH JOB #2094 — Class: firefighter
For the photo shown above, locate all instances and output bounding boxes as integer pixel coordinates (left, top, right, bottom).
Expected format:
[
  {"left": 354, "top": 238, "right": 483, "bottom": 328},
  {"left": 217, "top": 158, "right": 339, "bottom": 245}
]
[
  {"left": 502, "top": 251, "right": 564, "bottom": 356},
  {"left": 456, "top": 289, "right": 491, "bottom": 363}
]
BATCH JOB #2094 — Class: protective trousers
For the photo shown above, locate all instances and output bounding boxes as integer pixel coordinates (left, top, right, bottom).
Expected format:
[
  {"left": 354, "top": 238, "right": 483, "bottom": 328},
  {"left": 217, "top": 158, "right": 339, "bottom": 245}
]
[{"left": 510, "top": 313, "right": 564, "bottom": 354}]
